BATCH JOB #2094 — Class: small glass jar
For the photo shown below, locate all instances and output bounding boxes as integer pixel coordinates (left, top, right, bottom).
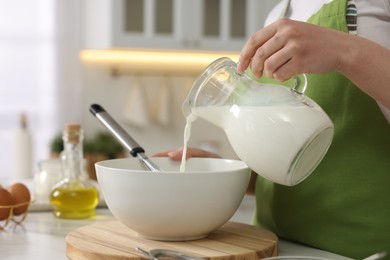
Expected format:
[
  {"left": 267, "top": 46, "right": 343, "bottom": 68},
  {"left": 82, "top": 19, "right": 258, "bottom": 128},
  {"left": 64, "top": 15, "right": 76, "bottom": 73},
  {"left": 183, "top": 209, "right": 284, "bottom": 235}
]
[{"left": 34, "top": 159, "right": 63, "bottom": 202}]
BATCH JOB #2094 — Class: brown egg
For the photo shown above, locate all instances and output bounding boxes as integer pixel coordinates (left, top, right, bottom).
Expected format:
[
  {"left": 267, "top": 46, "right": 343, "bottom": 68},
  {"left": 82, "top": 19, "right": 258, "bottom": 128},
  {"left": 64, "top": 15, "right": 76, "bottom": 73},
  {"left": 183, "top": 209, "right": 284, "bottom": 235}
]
[
  {"left": 0, "top": 188, "right": 14, "bottom": 220},
  {"left": 8, "top": 183, "right": 31, "bottom": 216}
]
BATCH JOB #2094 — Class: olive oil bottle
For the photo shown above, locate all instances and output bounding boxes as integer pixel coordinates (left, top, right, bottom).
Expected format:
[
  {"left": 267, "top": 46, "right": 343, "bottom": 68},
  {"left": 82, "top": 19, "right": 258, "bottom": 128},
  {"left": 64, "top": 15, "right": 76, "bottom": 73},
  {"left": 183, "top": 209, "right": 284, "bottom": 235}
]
[{"left": 50, "top": 124, "right": 99, "bottom": 219}]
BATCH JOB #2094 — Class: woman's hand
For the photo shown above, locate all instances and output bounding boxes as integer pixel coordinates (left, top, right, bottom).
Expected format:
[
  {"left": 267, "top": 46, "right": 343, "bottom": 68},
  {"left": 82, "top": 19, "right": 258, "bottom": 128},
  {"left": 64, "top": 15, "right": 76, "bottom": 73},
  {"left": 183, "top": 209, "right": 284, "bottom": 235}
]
[
  {"left": 237, "top": 18, "right": 347, "bottom": 81},
  {"left": 153, "top": 147, "right": 221, "bottom": 161},
  {"left": 237, "top": 18, "right": 390, "bottom": 108}
]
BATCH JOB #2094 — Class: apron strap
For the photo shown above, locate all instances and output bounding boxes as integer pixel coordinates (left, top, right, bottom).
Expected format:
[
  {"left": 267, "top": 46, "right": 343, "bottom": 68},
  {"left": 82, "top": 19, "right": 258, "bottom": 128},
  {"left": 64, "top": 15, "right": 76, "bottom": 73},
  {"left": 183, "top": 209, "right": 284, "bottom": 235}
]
[{"left": 346, "top": 0, "right": 357, "bottom": 35}]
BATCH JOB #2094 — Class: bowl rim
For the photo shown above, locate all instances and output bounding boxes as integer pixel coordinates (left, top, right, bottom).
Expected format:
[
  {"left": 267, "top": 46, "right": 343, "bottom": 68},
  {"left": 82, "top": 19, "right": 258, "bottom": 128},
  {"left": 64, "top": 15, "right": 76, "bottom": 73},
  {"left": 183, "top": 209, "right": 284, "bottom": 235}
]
[{"left": 95, "top": 157, "right": 249, "bottom": 175}]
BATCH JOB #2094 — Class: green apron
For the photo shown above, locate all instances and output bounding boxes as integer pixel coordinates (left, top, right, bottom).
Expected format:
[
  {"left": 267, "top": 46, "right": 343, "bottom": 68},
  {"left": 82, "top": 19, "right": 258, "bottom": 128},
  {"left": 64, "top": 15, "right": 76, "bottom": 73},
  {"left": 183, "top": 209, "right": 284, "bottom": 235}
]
[{"left": 253, "top": 0, "right": 390, "bottom": 258}]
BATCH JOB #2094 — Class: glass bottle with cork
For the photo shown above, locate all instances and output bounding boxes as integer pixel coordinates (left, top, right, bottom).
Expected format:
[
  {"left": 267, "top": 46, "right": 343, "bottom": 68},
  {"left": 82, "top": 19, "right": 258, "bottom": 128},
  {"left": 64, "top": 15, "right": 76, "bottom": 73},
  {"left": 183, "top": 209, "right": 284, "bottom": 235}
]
[{"left": 49, "top": 124, "right": 99, "bottom": 219}]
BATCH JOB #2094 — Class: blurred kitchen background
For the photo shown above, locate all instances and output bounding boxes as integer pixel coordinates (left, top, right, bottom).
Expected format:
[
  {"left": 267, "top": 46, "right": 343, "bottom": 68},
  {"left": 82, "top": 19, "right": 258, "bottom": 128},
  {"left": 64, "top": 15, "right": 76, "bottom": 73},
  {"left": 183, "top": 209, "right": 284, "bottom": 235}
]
[{"left": 0, "top": 0, "right": 277, "bottom": 179}]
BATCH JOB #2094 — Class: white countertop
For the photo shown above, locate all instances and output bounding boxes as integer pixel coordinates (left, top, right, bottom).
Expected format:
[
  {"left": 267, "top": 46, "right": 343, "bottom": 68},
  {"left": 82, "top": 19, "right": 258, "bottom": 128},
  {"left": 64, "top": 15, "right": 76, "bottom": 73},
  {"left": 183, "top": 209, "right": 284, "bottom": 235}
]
[{"left": 0, "top": 195, "right": 351, "bottom": 260}]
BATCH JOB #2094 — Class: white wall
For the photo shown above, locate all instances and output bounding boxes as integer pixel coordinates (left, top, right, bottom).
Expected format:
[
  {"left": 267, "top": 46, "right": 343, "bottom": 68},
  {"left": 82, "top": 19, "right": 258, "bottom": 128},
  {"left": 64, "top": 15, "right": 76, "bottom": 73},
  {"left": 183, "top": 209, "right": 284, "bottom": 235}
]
[{"left": 0, "top": 0, "right": 57, "bottom": 179}]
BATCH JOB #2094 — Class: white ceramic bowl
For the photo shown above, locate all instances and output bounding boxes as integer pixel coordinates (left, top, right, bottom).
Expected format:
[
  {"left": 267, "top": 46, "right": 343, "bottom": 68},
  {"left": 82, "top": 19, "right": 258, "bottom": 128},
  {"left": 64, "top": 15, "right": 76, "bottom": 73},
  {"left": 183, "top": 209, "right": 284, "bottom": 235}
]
[{"left": 95, "top": 157, "right": 251, "bottom": 241}]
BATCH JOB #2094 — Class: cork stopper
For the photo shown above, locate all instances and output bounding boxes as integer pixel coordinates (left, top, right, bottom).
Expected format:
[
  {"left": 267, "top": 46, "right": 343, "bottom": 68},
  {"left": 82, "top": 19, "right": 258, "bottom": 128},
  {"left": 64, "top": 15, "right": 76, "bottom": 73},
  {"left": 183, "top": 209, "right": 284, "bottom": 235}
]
[
  {"left": 20, "top": 113, "right": 28, "bottom": 130},
  {"left": 64, "top": 124, "right": 82, "bottom": 144}
]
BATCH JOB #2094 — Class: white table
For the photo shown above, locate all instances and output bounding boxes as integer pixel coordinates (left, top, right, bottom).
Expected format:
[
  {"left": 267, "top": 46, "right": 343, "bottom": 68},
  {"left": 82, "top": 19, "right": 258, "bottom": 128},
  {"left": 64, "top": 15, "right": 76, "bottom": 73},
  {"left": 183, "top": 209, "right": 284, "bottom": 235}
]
[{"left": 0, "top": 196, "right": 351, "bottom": 260}]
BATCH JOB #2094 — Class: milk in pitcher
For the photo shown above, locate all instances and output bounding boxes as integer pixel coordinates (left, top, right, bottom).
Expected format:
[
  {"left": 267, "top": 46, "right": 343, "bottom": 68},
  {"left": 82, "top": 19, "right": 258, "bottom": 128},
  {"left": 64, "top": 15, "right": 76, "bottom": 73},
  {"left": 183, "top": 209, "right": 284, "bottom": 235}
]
[
  {"left": 180, "top": 57, "right": 334, "bottom": 185},
  {"left": 192, "top": 104, "right": 333, "bottom": 185}
]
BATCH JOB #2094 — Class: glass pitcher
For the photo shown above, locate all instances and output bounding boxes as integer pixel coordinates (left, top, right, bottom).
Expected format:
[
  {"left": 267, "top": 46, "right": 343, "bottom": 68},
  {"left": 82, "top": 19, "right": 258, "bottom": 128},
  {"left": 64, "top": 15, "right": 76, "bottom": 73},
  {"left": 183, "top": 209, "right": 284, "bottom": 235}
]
[{"left": 182, "top": 57, "right": 334, "bottom": 186}]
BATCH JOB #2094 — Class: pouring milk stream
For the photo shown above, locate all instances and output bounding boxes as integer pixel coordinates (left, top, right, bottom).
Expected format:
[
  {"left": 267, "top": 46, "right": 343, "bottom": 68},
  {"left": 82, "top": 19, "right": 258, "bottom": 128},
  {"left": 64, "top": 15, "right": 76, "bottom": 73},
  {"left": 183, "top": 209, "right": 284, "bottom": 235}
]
[{"left": 180, "top": 57, "right": 334, "bottom": 186}]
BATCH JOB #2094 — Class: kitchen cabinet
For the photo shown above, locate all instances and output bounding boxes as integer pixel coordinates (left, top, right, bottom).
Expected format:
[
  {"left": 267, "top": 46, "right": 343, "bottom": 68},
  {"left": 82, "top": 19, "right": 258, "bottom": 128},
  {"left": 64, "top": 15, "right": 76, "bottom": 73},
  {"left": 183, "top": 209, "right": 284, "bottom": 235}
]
[{"left": 84, "top": 0, "right": 274, "bottom": 51}]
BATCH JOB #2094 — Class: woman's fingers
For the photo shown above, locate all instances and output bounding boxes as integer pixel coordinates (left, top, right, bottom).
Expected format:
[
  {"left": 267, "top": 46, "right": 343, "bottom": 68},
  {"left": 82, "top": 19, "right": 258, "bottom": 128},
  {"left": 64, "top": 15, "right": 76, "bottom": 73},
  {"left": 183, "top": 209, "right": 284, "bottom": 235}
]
[
  {"left": 238, "top": 21, "right": 279, "bottom": 74},
  {"left": 153, "top": 147, "right": 221, "bottom": 161},
  {"left": 239, "top": 19, "right": 336, "bottom": 79},
  {"left": 249, "top": 32, "right": 288, "bottom": 78},
  {"left": 153, "top": 149, "right": 183, "bottom": 161},
  {"left": 264, "top": 40, "right": 304, "bottom": 81}
]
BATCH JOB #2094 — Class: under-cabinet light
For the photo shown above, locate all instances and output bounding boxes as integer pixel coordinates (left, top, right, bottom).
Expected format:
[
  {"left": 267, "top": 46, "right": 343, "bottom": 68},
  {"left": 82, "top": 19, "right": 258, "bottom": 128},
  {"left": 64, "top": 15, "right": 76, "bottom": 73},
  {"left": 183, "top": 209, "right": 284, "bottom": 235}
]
[{"left": 80, "top": 49, "right": 240, "bottom": 75}]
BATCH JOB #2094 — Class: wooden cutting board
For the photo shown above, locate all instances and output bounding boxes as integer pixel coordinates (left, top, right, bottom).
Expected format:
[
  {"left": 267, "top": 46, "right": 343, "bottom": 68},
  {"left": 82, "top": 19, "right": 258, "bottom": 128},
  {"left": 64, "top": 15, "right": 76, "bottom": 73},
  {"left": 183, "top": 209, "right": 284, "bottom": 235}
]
[{"left": 66, "top": 221, "right": 278, "bottom": 259}]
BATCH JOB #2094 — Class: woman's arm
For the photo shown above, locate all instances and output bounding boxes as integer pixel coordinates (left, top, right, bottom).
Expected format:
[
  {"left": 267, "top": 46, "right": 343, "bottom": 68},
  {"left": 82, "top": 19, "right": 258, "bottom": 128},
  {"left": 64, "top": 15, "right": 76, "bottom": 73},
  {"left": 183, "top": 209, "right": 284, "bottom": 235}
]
[
  {"left": 338, "top": 34, "right": 390, "bottom": 109},
  {"left": 237, "top": 19, "right": 390, "bottom": 109}
]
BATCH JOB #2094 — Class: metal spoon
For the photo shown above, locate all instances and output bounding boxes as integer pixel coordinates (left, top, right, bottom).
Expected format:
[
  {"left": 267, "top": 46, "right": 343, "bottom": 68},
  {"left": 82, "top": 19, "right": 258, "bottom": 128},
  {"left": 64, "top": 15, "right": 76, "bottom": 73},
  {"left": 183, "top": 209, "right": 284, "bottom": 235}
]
[
  {"left": 89, "top": 104, "right": 161, "bottom": 172},
  {"left": 135, "top": 247, "right": 204, "bottom": 260},
  {"left": 135, "top": 247, "right": 158, "bottom": 260}
]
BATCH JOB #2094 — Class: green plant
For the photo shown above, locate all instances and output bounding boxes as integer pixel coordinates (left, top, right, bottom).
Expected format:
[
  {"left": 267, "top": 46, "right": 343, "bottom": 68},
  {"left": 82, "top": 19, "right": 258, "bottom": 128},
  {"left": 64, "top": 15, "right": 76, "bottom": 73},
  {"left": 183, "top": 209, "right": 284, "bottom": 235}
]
[
  {"left": 50, "top": 134, "right": 63, "bottom": 153},
  {"left": 50, "top": 131, "right": 124, "bottom": 158},
  {"left": 87, "top": 132, "right": 124, "bottom": 158}
]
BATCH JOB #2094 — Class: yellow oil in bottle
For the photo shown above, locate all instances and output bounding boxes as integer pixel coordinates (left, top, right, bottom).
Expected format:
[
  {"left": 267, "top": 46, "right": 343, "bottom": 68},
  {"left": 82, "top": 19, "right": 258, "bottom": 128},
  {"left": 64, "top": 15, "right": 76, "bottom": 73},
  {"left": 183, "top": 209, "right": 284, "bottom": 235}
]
[
  {"left": 50, "top": 180, "right": 99, "bottom": 219},
  {"left": 49, "top": 124, "right": 99, "bottom": 219}
]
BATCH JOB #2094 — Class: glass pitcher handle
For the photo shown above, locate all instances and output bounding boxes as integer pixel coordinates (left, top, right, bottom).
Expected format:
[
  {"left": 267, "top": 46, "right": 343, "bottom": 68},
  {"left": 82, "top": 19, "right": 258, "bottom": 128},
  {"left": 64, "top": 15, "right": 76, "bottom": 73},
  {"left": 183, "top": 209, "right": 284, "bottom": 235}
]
[{"left": 292, "top": 74, "right": 308, "bottom": 95}]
